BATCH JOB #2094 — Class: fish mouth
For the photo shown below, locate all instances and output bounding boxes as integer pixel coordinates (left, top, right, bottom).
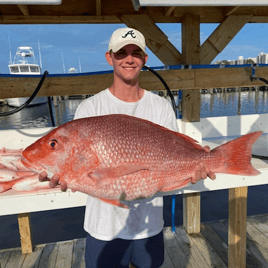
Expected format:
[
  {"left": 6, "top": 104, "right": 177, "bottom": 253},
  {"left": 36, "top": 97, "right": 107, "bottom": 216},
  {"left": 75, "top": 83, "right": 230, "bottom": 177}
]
[{"left": 21, "top": 156, "right": 44, "bottom": 174}]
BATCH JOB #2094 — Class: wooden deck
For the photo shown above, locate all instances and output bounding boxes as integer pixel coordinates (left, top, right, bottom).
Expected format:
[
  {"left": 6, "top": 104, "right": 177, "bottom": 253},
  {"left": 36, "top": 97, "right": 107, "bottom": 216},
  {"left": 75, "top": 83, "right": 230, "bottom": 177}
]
[{"left": 0, "top": 214, "right": 267, "bottom": 268}]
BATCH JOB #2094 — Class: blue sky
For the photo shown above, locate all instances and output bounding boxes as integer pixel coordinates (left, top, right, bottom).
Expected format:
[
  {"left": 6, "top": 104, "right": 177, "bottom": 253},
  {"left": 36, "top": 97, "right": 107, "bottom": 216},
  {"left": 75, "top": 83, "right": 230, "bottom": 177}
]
[{"left": 0, "top": 22, "right": 267, "bottom": 74}]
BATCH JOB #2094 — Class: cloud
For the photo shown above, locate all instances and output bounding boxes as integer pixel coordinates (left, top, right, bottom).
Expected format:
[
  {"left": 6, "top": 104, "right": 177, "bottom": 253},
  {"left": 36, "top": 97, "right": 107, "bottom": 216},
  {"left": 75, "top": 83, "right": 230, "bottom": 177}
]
[{"left": 41, "top": 44, "right": 54, "bottom": 49}]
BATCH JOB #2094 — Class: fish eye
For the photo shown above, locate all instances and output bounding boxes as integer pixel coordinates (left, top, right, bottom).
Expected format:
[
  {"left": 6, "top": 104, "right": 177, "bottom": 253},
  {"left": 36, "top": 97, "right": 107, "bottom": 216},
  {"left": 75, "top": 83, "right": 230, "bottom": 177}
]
[{"left": 48, "top": 139, "right": 58, "bottom": 150}]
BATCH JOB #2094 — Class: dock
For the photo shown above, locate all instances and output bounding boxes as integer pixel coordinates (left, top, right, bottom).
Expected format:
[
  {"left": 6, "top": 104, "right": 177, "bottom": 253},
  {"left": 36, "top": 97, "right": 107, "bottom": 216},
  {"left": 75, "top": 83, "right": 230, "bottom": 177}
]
[{"left": 1, "top": 213, "right": 267, "bottom": 268}]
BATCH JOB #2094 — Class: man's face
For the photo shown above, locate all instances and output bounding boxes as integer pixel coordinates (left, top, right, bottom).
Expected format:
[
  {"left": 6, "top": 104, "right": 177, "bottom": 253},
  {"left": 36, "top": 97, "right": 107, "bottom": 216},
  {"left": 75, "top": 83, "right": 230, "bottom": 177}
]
[{"left": 106, "top": 44, "right": 148, "bottom": 85}]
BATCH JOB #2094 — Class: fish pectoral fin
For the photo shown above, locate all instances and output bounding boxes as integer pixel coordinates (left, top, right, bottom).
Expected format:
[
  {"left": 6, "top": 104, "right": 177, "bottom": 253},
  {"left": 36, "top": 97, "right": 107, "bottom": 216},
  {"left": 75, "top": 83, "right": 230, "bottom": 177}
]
[
  {"left": 160, "top": 178, "right": 192, "bottom": 192},
  {"left": 88, "top": 165, "right": 148, "bottom": 184},
  {"left": 98, "top": 198, "right": 129, "bottom": 209}
]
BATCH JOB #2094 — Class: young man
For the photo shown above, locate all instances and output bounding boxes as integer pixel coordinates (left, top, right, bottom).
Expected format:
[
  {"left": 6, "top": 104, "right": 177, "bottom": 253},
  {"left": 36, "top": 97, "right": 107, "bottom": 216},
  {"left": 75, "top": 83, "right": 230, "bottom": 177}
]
[{"left": 40, "top": 27, "right": 215, "bottom": 268}]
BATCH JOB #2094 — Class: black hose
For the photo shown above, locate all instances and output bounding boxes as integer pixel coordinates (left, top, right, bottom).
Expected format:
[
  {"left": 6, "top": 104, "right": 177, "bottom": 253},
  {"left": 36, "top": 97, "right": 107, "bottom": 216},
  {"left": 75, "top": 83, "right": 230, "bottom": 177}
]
[
  {"left": 142, "top": 65, "right": 178, "bottom": 231},
  {"left": 47, "top": 96, "right": 56, "bottom": 127},
  {"left": 0, "top": 71, "right": 49, "bottom": 117},
  {"left": 143, "top": 65, "right": 177, "bottom": 113},
  {"left": 252, "top": 154, "right": 268, "bottom": 160},
  {"left": 258, "top": 77, "right": 268, "bottom": 85}
]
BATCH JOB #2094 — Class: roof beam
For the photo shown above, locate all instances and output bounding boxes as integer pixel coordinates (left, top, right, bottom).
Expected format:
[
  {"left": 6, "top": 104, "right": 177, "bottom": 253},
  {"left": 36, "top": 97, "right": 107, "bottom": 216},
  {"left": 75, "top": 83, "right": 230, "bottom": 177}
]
[
  {"left": 96, "top": 0, "right": 101, "bottom": 16},
  {"left": 225, "top": 6, "right": 240, "bottom": 16},
  {"left": 250, "top": 16, "right": 268, "bottom": 23},
  {"left": 200, "top": 15, "right": 252, "bottom": 64},
  {"left": 0, "top": 15, "right": 121, "bottom": 24},
  {"left": 165, "top": 6, "right": 175, "bottom": 16},
  {"left": 120, "top": 14, "right": 182, "bottom": 65},
  {"left": 17, "top": 5, "right": 30, "bottom": 16}
]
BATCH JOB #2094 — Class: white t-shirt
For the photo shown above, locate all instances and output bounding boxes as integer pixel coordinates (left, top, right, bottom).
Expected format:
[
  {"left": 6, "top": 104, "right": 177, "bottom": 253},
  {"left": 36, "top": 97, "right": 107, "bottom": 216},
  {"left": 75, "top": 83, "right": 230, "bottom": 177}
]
[{"left": 74, "top": 88, "right": 178, "bottom": 241}]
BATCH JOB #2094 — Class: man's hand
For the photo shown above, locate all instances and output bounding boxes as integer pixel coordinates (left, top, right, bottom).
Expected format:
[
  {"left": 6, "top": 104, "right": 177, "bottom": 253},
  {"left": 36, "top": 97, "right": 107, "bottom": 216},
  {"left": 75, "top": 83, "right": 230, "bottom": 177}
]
[
  {"left": 39, "top": 171, "right": 68, "bottom": 191},
  {"left": 191, "top": 145, "right": 216, "bottom": 184},
  {"left": 192, "top": 163, "right": 216, "bottom": 184}
]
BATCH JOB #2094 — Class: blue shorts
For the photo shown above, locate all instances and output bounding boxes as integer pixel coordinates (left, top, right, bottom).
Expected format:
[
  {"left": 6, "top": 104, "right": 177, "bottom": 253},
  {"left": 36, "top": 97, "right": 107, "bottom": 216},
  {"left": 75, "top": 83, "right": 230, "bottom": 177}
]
[{"left": 85, "top": 230, "right": 164, "bottom": 268}]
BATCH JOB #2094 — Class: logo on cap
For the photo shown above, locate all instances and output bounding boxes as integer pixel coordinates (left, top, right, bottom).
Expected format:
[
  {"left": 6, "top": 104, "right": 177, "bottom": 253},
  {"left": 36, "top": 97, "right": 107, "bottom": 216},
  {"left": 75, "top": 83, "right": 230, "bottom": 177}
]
[{"left": 122, "top": 30, "right": 136, "bottom": 39}]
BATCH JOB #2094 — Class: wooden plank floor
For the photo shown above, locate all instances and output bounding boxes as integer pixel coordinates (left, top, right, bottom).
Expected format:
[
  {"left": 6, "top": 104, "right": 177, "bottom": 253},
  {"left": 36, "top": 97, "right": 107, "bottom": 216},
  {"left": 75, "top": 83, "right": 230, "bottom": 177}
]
[{"left": 1, "top": 214, "right": 268, "bottom": 268}]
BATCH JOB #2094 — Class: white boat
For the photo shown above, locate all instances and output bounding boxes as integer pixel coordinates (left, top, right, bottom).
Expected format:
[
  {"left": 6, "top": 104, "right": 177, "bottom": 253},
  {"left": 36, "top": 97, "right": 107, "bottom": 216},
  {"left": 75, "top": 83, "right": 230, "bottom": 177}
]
[
  {"left": 68, "top": 67, "right": 78, "bottom": 73},
  {"left": 6, "top": 46, "right": 47, "bottom": 107}
]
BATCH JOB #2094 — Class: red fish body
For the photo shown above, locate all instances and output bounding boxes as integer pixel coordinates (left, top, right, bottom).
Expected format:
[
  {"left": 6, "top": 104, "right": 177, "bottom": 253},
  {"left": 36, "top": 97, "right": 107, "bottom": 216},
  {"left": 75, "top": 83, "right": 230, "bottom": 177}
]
[{"left": 21, "top": 114, "right": 262, "bottom": 208}]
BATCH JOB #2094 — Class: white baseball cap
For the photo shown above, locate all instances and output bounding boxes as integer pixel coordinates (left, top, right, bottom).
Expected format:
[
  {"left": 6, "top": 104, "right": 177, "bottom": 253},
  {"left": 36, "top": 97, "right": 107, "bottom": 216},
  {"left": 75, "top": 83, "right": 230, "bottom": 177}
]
[{"left": 108, "top": 28, "right": 146, "bottom": 53}]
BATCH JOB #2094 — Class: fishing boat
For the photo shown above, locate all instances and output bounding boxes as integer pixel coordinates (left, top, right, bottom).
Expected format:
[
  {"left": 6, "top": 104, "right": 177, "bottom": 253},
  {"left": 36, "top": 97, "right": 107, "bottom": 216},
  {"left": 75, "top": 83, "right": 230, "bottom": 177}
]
[{"left": 6, "top": 46, "right": 47, "bottom": 107}]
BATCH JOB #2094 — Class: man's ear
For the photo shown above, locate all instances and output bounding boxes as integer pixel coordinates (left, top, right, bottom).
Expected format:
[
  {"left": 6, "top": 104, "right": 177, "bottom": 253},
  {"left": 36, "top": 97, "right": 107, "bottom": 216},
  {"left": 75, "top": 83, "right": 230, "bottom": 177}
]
[
  {"left": 105, "top": 51, "right": 114, "bottom": 66},
  {"left": 143, "top": 53, "right": 148, "bottom": 65}
]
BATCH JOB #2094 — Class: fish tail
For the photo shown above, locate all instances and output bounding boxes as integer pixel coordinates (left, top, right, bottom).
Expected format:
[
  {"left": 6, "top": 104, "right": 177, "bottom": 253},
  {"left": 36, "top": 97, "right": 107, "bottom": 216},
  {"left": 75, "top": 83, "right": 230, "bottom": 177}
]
[{"left": 213, "top": 131, "right": 262, "bottom": 176}]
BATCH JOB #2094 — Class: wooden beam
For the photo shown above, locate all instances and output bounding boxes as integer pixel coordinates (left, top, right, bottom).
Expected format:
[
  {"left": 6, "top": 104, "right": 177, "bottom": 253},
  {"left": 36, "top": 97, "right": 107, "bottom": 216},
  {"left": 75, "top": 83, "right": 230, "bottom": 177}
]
[
  {"left": 17, "top": 5, "right": 30, "bottom": 16},
  {"left": 0, "top": 13, "right": 266, "bottom": 25},
  {"left": 0, "top": 15, "right": 121, "bottom": 24},
  {"left": 0, "top": 66, "right": 267, "bottom": 98},
  {"left": 18, "top": 213, "right": 33, "bottom": 254},
  {"left": 120, "top": 14, "right": 183, "bottom": 65},
  {"left": 173, "top": 7, "right": 205, "bottom": 19},
  {"left": 96, "top": 0, "right": 101, "bottom": 16},
  {"left": 250, "top": 16, "right": 268, "bottom": 23},
  {"left": 165, "top": 6, "right": 175, "bottom": 16},
  {"left": 181, "top": 14, "right": 201, "bottom": 235},
  {"left": 200, "top": 15, "right": 252, "bottom": 64},
  {"left": 228, "top": 187, "right": 248, "bottom": 268},
  {"left": 181, "top": 14, "right": 200, "bottom": 122},
  {"left": 183, "top": 193, "right": 201, "bottom": 234},
  {"left": 225, "top": 6, "right": 240, "bottom": 16}
]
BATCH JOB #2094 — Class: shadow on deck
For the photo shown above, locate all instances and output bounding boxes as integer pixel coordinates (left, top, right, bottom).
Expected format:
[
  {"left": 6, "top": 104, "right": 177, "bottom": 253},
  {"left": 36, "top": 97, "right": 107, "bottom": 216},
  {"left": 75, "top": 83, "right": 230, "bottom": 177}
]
[{"left": 1, "top": 214, "right": 268, "bottom": 268}]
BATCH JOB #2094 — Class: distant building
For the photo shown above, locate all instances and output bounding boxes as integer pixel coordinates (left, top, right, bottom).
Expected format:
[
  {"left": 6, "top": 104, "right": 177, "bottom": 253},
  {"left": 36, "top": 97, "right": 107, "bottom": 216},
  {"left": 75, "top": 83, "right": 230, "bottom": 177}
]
[
  {"left": 214, "top": 54, "right": 259, "bottom": 65},
  {"left": 238, "top": 56, "right": 244, "bottom": 64},
  {"left": 257, "top": 52, "right": 268, "bottom": 64}
]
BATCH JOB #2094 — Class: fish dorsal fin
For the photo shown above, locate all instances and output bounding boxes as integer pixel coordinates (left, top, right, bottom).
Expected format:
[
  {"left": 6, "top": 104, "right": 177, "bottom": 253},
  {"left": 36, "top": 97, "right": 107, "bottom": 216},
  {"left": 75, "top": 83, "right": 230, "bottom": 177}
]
[
  {"left": 174, "top": 132, "right": 205, "bottom": 151},
  {"left": 88, "top": 164, "right": 148, "bottom": 185}
]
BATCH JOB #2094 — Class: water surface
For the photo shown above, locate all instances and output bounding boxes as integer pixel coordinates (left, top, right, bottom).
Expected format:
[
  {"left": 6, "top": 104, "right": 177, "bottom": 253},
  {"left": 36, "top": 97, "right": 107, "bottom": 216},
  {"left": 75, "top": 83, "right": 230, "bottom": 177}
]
[{"left": 1, "top": 91, "right": 268, "bottom": 130}]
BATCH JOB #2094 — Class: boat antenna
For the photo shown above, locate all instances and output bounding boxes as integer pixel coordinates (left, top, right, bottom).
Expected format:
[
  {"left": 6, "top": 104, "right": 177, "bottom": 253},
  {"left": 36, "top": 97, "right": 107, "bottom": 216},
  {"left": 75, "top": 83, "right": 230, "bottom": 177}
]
[
  {"left": 8, "top": 32, "right": 12, "bottom": 65},
  {"left": 79, "top": 57, "right": 82, "bottom": 73},
  {"left": 61, "top": 52, "right": 66, "bottom": 73},
  {"left": 38, "top": 39, "right": 42, "bottom": 70}
]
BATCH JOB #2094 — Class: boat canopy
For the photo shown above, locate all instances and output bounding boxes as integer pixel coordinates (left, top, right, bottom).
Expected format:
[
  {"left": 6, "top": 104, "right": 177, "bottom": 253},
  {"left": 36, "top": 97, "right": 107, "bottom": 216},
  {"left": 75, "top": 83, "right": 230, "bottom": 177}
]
[{"left": 9, "top": 47, "right": 41, "bottom": 75}]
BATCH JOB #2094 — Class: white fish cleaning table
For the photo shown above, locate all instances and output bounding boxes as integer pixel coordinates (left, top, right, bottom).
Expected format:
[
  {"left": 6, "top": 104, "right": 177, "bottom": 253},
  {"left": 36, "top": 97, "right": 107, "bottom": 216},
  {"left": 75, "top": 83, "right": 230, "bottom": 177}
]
[{"left": 0, "top": 114, "right": 268, "bottom": 268}]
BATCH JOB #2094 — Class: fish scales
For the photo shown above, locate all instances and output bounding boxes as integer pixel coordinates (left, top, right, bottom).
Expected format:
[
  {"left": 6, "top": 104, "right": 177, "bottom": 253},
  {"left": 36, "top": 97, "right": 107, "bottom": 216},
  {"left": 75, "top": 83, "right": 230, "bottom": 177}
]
[{"left": 21, "top": 114, "right": 262, "bottom": 208}]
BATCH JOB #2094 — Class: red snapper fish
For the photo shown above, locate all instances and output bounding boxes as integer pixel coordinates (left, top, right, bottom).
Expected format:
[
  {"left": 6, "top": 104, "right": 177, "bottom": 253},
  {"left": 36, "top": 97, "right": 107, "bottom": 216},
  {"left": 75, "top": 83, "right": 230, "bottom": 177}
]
[{"left": 21, "top": 114, "right": 262, "bottom": 208}]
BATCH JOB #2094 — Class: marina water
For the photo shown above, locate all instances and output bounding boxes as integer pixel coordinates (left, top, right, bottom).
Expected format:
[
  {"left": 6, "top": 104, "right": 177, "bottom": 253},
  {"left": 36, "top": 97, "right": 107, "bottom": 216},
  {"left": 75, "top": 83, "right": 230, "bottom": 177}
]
[
  {"left": 1, "top": 90, "right": 268, "bottom": 129},
  {"left": 0, "top": 90, "right": 268, "bottom": 250}
]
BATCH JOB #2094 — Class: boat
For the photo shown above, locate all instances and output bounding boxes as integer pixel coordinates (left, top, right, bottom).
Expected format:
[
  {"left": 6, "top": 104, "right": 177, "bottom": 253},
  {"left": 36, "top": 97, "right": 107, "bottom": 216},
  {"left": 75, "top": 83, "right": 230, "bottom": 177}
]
[
  {"left": 6, "top": 46, "right": 47, "bottom": 107},
  {"left": 68, "top": 67, "right": 78, "bottom": 73}
]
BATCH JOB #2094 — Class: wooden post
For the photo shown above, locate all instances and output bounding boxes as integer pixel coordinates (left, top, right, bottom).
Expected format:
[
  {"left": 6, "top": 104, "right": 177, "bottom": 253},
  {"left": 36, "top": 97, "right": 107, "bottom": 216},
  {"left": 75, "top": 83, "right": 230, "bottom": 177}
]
[
  {"left": 228, "top": 186, "right": 248, "bottom": 268},
  {"left": 53, "top": 96, "right": 58, "bottom": 106},
  {"left": 181, "top": 14, "right": 201, "bottom": 234},
  {"left": 18, "top": 213, "right": 33, "bottom": 254}
]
